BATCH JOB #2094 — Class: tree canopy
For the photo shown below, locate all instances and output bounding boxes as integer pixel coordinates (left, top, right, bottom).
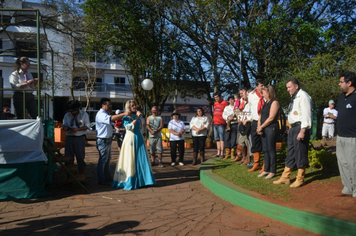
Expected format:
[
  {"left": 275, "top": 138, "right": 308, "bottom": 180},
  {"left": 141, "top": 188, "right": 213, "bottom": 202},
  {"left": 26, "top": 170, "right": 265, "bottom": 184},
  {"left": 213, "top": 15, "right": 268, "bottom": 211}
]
[{"left": 82, "top": 0, "right": 356, "bottom": 109}]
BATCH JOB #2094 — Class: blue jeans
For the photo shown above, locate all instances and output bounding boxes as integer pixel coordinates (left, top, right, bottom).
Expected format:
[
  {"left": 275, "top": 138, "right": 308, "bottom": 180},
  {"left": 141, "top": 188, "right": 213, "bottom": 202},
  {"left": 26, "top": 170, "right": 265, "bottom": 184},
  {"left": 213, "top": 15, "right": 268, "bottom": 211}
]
[
  {"left": 96, "top": 138, "right": 112, "bottom": 182},
  {"left": 214, "top": 124, "right": 226, "bottom": 141}
]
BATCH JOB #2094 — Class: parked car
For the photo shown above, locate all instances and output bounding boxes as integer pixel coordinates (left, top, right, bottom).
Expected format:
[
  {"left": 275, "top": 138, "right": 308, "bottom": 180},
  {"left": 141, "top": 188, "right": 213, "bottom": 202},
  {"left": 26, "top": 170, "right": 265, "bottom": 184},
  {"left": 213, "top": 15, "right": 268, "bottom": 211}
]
[
  {"left": 85, "top": 122, "right": 116, "bottom": 141},
  {"left": 184, "top": 121, "right": 190, "bottom": 133},
  {"left": 85, "top": 122, "right": 97, "bottom": 140}
]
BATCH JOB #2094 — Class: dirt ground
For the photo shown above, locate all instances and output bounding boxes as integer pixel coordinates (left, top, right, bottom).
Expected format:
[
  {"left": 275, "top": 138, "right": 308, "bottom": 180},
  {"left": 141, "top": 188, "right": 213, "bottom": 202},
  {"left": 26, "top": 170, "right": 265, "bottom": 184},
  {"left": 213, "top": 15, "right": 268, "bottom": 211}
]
[
  {"left": 252, "top": 140, "right": 356, "bottom": 223},
  {"left": 255, "top": 177, "right": 356, "bottom": 222}
]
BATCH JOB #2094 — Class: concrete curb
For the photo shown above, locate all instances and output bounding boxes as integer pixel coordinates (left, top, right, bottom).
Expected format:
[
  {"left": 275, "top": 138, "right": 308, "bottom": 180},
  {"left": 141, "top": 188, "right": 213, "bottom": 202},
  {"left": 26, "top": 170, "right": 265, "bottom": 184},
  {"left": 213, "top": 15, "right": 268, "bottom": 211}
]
[{"left": 200, "top": 158, "right": 356, "bottom": 236}]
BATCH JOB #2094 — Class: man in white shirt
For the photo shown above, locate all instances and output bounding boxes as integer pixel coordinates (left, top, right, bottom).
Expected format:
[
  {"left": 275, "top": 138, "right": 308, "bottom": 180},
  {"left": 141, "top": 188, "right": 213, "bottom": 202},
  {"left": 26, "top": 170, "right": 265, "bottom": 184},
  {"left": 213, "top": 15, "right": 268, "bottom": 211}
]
[
  {"left": 222, "top": 96, "right": 238, "bottom": 160},
  {"left": 274, "top": 77, "right": 312, "bottom": 188},
  {"left": 62, "top": 100, "right": 90, "bottom": 181},
  {"left": 246, "top": 79, "right": 265, "bottom": 172},
  {"left": 322, "top": 100, "right": 338, "bottom": 140}
]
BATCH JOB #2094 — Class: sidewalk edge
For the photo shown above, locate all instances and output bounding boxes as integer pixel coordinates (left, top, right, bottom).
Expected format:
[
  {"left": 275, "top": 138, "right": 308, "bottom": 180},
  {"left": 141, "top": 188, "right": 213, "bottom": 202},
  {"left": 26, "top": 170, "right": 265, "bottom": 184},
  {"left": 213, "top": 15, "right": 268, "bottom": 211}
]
[{"left": 200, "top": 158, "right": 356, "bottom": 236}]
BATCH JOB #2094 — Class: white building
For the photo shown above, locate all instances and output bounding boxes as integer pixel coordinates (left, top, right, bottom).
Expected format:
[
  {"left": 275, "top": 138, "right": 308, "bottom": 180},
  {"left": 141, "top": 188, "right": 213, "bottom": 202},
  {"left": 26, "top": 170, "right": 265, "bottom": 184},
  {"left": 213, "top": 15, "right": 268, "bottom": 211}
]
[{"left": 0, "top": 0, "right": 210, "bottom": 124}]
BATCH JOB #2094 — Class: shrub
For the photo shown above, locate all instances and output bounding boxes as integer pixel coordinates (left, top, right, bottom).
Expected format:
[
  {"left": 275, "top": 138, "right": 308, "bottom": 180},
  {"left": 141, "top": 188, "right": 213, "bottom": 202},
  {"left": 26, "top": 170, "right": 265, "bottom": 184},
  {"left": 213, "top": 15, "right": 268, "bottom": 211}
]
[{"left": 308, "top": 148, "right": 338, "bottom": 170}]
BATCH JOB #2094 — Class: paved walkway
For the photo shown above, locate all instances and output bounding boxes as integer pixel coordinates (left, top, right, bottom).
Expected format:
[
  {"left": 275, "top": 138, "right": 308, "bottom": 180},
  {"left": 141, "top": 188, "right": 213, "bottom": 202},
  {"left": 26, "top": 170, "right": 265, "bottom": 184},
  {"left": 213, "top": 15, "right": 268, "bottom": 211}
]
[{"left": 0, "top": 141, "right": 319, "bottom": 236}]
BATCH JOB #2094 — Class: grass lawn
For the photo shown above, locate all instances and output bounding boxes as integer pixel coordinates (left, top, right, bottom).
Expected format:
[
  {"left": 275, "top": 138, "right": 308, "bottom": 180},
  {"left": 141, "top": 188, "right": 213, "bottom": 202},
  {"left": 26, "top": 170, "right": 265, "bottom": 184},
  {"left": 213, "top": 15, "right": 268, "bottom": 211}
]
[{"left": 212, "top": 152, "right": 341, "bottom": 202}]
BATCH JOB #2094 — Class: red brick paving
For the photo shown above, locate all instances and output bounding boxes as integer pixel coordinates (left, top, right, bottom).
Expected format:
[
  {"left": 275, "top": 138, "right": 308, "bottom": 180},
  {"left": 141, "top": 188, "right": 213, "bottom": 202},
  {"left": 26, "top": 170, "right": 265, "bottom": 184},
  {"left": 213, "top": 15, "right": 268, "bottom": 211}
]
[{"left": 0, "top": 141, "right": 320, "bottom": 235}]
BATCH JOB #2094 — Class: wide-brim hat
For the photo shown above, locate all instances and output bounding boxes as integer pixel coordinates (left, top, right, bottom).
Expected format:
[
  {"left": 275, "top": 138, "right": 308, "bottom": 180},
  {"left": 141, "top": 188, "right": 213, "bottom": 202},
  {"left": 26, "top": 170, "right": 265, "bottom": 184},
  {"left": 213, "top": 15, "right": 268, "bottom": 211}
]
[
  {"left": 171, "top": 111, "right": 181, "bottom": 118},
  {"left": 65, "top": 100, "right": 82, "bottom": 112}
]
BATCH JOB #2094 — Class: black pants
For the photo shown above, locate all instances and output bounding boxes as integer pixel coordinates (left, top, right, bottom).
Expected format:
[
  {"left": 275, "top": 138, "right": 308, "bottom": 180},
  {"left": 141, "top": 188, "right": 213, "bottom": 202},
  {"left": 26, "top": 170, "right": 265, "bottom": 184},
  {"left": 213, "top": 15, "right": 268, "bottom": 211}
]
[
  {"left": 170, "top": 140, "right": 185, "bottom": 163},
  {"left": 224, "top": 123, "right": 238, "bottom": 149},
  {"left": 193, "top": 136, "right": 207, "bottom": 152},
  {"left": 13, "top": 92, "right": 38, "bottom": 119},
  {"left": 286, "top": 124, "right": 310, "bottom": 169},
  {"left": 251, "top": 120, "right": 262, "bottom": 153},
  {"left": 261, "top": 124, "right": 278, "bottom": 174}
]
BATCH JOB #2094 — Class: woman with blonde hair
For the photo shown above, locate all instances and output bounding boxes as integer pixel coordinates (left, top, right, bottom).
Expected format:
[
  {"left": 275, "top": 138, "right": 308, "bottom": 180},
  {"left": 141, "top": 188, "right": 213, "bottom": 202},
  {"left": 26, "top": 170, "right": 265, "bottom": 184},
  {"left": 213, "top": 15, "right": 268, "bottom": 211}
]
[
  {"left": 112, "top": 100, "right": 156, "bottom": 190},
  {"left": 256, "top": 85, "right": 280, "bottom": 179},
  {"left": 9, "top": 57, "right": 38, "bottom": 119}
]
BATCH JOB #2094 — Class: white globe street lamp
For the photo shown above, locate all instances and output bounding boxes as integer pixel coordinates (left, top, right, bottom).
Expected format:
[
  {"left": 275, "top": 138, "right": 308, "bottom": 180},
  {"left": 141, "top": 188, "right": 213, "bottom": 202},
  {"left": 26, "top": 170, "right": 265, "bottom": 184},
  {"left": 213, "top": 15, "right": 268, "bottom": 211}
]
[
  {"left": 141, "top": 79, "right": 153, "bottom": 139},
  {"left": 141, "top": 79, "right": 153, "bottom": 91}
]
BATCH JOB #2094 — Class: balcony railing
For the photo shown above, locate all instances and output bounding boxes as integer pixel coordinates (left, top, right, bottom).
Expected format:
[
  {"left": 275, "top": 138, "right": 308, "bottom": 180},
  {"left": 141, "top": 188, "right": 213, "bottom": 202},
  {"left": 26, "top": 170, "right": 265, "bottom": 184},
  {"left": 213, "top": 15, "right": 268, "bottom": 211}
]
[{"left": 73, "top": 82, "right": 131, "bottom": 93}]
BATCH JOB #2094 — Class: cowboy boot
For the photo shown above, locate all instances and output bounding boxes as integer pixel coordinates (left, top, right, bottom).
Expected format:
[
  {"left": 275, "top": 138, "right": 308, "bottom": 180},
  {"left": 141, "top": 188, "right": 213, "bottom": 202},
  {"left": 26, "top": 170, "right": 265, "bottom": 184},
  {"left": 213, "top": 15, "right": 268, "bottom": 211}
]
[
  {"left": 224, "top": 148, "right": 231, "bottom": 160},
  {"left": 231, "top": 145, "right": 242, "bottom": 162},
  {"left": 238, "top": 146, "right": 247, "bottom": 164},
  {"left": 200, "top": 152, "right": 205, "bottom": 164},
  {"left": 231, "top": 148, "right": 236, "bottom": 160},
  {"left": 290, "top": 166, "right": 306, "bottom": 188},
  {"left": 273, "top": 166, "right": 293, "bottom": 185},
  {"left": 248, "top": 152, "right": 261, "bottom": 172},
  {"left": 226, "top": 121, "right": 231, "bottom": 131},
  {"left": 241, "top": 155, "right": 250, "bottom": 165},
  {"left": 192, "top": 152, "right": 198, "bottom": 165}
]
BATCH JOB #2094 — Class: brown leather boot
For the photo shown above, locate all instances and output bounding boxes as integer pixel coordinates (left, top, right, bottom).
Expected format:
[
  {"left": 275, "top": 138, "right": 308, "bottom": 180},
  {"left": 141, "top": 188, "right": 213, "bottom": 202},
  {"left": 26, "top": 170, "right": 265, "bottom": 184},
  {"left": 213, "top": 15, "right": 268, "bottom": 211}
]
[
  {"left": 226, "top": 121, "right": 231, "bottom": 131},
  {"left": 290, "top": 166, "right": 306, "bottom": 188},
  {"left": 223, "top": 148, "right": 231, "bottom": 160},
  {"left": 231, "top": 145, "right": 242, "bottom": 162},
  {"left": 241, "top": 155, "right": 250, "bottom": 165},
  {"left": 237, "top": 146, "right": 246, "bottom": 164},
  {"left": 192, "top": 152, "right": 198, "bottom": 165},
  {"left": 273, "top": 166, "right": 293, "bottom": 185},
  {"left": 248, "top": 152, "right": 261, "bottom": 172},
  {"left": 200, "top": 152, "right": 205, "bottom": 164},
  {"left": 230, "top": 148, "right": 236, "bottom": 160}
]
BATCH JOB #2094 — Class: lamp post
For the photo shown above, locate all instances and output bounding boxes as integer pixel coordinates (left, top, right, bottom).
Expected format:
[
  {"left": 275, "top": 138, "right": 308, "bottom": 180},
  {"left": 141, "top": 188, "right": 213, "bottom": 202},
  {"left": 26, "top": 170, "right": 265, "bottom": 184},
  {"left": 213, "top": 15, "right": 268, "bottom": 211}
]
[{"left": 141, "top": 79, "right": 153, "bottom": 139}]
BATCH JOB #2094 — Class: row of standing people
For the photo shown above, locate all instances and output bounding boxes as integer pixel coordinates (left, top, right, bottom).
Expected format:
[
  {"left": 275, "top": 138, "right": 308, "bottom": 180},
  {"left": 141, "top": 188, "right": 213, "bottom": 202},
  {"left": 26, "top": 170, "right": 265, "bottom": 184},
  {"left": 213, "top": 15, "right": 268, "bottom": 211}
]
[
  {"left": 60, "top": 71, "right": 356, "bottom": 196},
  {"left": 213, "top": 78, "right": 312, "bottom": 188}
]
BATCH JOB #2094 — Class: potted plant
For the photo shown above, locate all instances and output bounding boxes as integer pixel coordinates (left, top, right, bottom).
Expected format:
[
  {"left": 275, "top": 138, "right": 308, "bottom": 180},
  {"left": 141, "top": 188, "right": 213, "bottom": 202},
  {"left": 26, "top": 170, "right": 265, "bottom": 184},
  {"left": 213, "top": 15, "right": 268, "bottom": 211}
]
[{"left": 185, "top": 138, "right": 193, "bottom": 148}]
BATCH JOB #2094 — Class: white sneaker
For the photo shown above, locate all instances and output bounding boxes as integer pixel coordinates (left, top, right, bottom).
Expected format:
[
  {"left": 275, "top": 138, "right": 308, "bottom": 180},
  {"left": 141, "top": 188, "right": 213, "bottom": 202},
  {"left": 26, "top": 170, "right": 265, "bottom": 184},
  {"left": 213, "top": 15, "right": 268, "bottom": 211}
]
[
  {"left": 179, "top": 162, "right": 184, "bottom": 166},
  {"left": 171, "top": 162, "right": 176, "bottom": 166}
]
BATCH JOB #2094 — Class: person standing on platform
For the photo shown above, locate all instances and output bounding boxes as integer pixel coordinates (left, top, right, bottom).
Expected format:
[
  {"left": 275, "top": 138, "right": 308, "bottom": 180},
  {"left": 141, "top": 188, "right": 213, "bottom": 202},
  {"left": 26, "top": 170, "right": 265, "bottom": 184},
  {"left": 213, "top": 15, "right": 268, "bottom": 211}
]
[
  {"left": 273, "top": 77, "right": 312, "bottom": 188},
  {"left": 62, "top": 100, "right": 90, "bottom": 181},
  {"left": 322, "top": 100, "right": 338, "bottom": 140},
  {"left": 146, "top": 106, "right": 164, "bottom": 167},
  {"left": 336, "top": 71, "right": 356, "bottom": 197},
  {"left": 96, "top": 98, "right": 129, "bottom": 185},
  {"left": 247, "top": 79, "right": 265, "bottom": 172},
  {"left": 9, "top": 57, "right": 38, "bottom": 119},
  {"left": 212, "top": 92, "right": 229, "bottom": 158}
]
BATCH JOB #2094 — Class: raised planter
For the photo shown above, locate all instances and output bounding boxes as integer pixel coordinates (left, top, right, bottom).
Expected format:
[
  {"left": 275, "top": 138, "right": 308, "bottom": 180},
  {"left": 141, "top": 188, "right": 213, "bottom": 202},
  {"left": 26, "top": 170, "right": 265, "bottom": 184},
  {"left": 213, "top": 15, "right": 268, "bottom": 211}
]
[{"left": 185, "top": 142, "right": 193, "bottom": 148}]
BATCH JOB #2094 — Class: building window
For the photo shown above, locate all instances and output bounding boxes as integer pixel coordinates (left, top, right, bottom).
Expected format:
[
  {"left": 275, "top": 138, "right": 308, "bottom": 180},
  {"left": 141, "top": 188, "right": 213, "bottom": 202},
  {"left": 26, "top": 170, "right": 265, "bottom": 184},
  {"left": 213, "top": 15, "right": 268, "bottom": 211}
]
[
  {"left": 73, "top": 77, "right": 85, "bottom": 90},
  {"left": 15, "top": 14, "right": 37, "bottom": 27},
  {"left": 15, "top": 41, "right": 43, "bottom": 58},
  {"left": 114, "top": 77, "right": 125, "bottom": 84},
  {"left": 0, "top": 15, "right": 12, "bottom": 24}
]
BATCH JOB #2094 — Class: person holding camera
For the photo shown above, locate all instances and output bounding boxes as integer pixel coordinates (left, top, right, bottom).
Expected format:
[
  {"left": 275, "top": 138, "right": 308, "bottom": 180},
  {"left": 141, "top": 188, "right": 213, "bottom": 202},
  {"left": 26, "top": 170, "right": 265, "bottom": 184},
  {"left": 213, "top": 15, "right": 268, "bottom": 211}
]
[{"left": 62, "top": 100, "right": 90, "bottom": 181}]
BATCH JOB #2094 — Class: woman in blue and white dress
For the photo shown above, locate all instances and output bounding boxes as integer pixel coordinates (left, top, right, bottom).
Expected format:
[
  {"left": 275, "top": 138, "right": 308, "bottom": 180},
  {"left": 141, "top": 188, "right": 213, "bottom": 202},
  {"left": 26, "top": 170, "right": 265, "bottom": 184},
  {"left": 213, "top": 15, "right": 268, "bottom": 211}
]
[{"left": 112, "top": 100, "right": 156, "bottom": 190}]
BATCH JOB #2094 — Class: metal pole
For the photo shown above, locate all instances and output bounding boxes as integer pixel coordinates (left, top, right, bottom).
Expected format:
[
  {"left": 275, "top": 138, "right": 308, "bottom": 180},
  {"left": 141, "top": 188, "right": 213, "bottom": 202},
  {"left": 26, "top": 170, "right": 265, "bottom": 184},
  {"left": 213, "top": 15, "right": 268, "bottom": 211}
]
[
  {"left": 145, "top": 90, "right": 148, "bottom": 140},
  {"left": 51, "top": 50, "right": 54, "bottom": 118},
  {"left": 36, "top": 10, "right": 41, "bottom": 118}
]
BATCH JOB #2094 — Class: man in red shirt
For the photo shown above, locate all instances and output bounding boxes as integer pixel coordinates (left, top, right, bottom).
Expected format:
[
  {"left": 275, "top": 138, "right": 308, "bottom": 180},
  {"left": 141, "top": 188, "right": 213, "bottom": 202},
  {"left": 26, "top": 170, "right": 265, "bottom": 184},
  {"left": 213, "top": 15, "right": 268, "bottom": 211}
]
[{"left": 213, "top": 92, "right": 229, "bottom": 158}]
